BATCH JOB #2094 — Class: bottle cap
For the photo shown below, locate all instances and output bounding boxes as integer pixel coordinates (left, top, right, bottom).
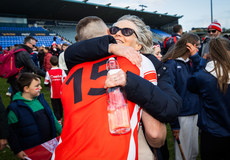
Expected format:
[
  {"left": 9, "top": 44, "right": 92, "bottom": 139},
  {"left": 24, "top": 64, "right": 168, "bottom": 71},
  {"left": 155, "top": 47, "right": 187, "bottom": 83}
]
[{"left": 106, "top": 57, "right": 119, "bottom": 70}]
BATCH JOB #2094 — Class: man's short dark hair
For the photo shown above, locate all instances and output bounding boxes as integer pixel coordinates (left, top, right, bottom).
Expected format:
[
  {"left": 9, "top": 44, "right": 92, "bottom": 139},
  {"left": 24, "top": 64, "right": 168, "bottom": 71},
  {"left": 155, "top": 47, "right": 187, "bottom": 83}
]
[
  {"left": 24, "top": 36, "right": 38, "bottom": 44},
  {"left": 50, "top": 56, "right": 58, "bottom": 66},
  {"left": 44, "top": 47, "right": 50, "bottom": 52},
  {"left": 75, "top": 16, "right": 106, "bottom": 41},
  {"left": 17, "top": 73, "right": 41, "bottom": 92},
  {"left": 173, "top": 24, "right": 182, "bottom": 33},
  {"left": 62, "top": 43, "right": 69, "bottom": 47}
]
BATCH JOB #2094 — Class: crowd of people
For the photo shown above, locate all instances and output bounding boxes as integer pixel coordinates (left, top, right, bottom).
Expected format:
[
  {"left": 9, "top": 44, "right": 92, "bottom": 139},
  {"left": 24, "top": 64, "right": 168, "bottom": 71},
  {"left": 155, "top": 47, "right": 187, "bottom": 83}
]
[{"left": 0, "top": 15, "right": 229, "bottom": 160}]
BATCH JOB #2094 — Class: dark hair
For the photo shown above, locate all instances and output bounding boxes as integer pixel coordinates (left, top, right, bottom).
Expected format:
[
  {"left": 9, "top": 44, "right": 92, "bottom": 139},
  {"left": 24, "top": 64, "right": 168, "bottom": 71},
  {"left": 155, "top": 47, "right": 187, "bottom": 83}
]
[
  {"left": 173, "top": 24, "right": 182, "bottom": 33},
  {"left": 50, "top": 56, "right": 58, "bottom": 66},
  {"left": 162, "top": 33, "right": 200, "bottom": 62},
  {"left": 152, "top": 42, "right": 159, "bottom": 45},
  {"left": 62, "top": 43, "right": 69, "bottom": 47},
  {"left": 209, "top": 37, "right": 230, "bottom": 93},
  {"left": 223, "top": 34, "right": 229, "bottom": 40},
  {"left": 17, "top": 73, "right": 41, "bottom": 92},
  {"left": 44, "top": 47, "right": 50, "bottom": 52},
  {"left": 23, "top": 36, "right": 38, "bottom": 44}
]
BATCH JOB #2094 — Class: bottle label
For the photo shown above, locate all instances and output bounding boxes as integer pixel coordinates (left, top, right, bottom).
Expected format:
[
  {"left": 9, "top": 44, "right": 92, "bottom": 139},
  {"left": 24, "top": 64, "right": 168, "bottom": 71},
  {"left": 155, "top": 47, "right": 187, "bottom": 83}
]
[{"left": 108, "top": 69, "right": 121, "bottom": 75}]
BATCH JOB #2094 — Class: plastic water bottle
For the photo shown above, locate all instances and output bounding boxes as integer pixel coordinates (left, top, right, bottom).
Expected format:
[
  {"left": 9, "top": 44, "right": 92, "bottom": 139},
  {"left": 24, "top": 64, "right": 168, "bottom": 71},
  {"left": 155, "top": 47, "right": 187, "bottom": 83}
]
[{"left": 106, "top": 57, "right": 131, "bottom": 134}]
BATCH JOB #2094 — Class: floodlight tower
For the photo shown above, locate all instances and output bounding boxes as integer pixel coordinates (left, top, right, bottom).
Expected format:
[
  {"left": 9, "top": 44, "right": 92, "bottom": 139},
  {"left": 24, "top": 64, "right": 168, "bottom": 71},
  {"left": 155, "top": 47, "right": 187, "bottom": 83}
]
[
  {"left": 139, "top": 5, "right": 147, "bottom": 11},
  {"left": 210, "top": 0, "right": 213, "bottom": 22}
]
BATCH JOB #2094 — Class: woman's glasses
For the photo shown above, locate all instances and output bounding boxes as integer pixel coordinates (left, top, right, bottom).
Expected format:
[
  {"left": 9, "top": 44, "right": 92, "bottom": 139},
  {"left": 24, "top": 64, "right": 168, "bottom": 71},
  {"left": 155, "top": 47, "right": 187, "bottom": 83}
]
[
  {"left": 208, "top": 30, "right": 217, "bottom": 33},
  {"left": 109, "top": 26, "right": 138, "bottom": 38}
]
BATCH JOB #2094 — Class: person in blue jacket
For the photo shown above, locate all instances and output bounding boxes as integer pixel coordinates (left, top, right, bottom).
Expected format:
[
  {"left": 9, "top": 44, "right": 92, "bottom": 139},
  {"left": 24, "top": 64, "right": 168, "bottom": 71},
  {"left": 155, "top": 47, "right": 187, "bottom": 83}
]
[
  {"left": 162, "top": 33, "right": 201, "bottom": 160},
  {"left": 187, "top": 37, "right": 230, "bottom": 160},
  {"left": 7, "top": 73, "right": 62, "bottom": 160}
]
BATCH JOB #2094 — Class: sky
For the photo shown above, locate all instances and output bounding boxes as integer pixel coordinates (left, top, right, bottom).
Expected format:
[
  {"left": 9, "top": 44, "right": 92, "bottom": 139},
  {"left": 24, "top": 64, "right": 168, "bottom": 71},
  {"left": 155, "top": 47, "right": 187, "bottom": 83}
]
[{"left": 77, "top": 0, "right": 230, "bottom": 32}]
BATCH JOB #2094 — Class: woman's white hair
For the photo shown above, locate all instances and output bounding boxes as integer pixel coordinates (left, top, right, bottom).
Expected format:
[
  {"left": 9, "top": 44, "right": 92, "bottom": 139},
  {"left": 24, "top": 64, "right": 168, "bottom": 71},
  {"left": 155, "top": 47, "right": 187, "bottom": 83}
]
[{"left": 117, "top": 15, "right": 153, "bottom": 54}]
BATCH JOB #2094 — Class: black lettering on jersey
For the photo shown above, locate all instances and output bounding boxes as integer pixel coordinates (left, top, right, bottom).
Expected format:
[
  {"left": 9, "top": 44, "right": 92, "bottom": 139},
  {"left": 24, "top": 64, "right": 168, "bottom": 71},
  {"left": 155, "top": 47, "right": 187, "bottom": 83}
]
[
  {"left": 90, "top": 59, "right": 108, "bottom": 80},
  {"left": 88, "top": 59, "right": 107, "bottom": 95},
  {"left": 65, "top": 68, "right": 83, "bottom": 104},
  {"left": 65, "top": 59, "right": 110, "bottom": 104}
]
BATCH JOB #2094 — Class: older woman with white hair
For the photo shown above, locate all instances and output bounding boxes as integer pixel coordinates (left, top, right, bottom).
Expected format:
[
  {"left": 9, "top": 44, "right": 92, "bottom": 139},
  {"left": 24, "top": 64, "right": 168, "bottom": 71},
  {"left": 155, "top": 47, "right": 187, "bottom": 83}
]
[
  {"left": 65, "top": 14, "right": 180, "bottom": 123},
  {"left": 62, "top": 14, "right": 181, "bottom": 158}
]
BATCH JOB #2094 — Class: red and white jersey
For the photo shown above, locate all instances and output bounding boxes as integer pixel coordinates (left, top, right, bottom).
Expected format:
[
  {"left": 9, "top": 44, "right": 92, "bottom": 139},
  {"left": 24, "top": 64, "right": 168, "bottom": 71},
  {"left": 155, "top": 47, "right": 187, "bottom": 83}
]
[
  {"left": 44, "top": 67, "right": 67, "bottom": 99},
  {"left": 52, "top": 55, "right": 157, "bottom": 160}
]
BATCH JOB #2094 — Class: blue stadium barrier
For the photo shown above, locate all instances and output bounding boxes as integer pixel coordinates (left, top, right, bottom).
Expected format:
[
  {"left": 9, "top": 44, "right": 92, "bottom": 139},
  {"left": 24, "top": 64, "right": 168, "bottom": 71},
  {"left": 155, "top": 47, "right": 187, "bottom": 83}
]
[
  {"left": 151, "top": 29, "right": 171, "bottom": 38},
  {"left": 0, "top": 36, "right": 71, "bottom": 49}
]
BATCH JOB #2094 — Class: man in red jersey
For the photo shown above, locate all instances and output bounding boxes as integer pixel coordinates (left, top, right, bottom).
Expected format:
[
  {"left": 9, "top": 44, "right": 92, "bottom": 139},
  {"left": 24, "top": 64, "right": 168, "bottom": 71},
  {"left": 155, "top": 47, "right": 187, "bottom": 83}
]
[{"left": 52, "top": 16, "right": 166, "bottom": 160}]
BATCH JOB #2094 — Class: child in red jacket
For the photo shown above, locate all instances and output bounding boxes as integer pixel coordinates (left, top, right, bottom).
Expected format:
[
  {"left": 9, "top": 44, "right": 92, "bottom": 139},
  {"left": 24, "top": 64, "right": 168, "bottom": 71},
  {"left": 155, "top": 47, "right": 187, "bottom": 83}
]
[{"left": 43, "top": 47, "right": 52, "bottom": 72}]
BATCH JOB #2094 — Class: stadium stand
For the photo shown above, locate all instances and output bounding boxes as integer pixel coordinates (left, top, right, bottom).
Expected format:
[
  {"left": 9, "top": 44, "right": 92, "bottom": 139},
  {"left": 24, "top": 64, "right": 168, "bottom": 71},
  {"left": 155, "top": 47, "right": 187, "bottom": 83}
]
[
  {"left": 45, "top": 25, "right": 169, "bottom": 44},
  {"left": 45, "top": 26, "right": 76, "bottom": 43},
  {"left": 34, "top": 36, "right": 71, "bottom": 46},
  {"left": 0, "top": 23, "right": 27, "bottom": 27},
  {"left": 151, "top": 29, "right": 171, "bottom": 38},
  {"left": 0, "top": 22, "right": 171, "bottom": 49},
  {"left": 44, "top": 23, "right": 170, "bottom": 44},
  {"left": 0, "top": 26, "right": 46, "bottom": 32},
  {"left": 0, "top": 24, "right": 71, "bottom": 49},
  {"left": 0, "top": 36, "right": 71, "bottom": 49}
]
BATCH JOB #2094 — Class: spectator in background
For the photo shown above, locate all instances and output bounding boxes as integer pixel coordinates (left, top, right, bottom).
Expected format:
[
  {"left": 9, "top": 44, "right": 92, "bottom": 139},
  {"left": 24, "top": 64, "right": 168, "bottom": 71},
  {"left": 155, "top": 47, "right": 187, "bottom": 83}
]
[
  {"left": 152, "top": 42, "right": 162, "bottom": 61},
  {"left": 38, "top": 46, "right": 45, "bottom": 70},
  {"left": 51, "top": 43, "right": 61, "bottom": 57},
  {"left": 200, "top": 21, "right": 222, "bottom": 58},
  {"left": 58, "top": 43, "right": 69, "bottom": 74},
  {"left": 7, "top": 73, "right": 62, "bottom": 159},
  {"left": 0, "top": 95, "right": 8, "bottom": 150},
  {"left": 43, "top": 47, "right": 52, "bottom": 72},
  {"left": 53, "top": 36, "right": 57, "bottom": 43},
  {"left": 162, "top": 24, "right": 183, "bottom": 55},
  {"left": 0, "top": 46, "right": 3, "bottom": 54},
  {"left": 44, "top": 56, "right": 66, "bottom": 125},
  {"left": 7, "top": 36, "right": 45, "bottom": 97},
  {"left": 5, "top": 46, "right": 11, "bottom": 51},
  {"left": 31, "top": 46, "right": 39, "bottom": 67},
  {"left": 13, "top": 44, "right": 19, "bottom": 49},
  {"left": 162, "top": 33, "right": 201, "bottom": 160},
  {"left": 6, "top": 86, "right": 13, "bottom": 97},
  {"left": 52, "top": 36, "right": 57, "bottom": 47},
  {"left": 223, "top": 34, "right": 230, "bottom": 40},
  {"left": 188, "top": 37, "right": 230, "bottom": 160},
  {"left": 60, "top": 37, "right": 64, "bottom": 45}
]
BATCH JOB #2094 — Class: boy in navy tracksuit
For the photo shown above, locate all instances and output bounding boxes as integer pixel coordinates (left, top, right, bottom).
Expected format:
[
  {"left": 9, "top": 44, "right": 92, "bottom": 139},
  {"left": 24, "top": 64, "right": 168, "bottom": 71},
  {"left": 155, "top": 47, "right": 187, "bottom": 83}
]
[{"left": 7, "top": 73, "right": 62, "bottom": 160}]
